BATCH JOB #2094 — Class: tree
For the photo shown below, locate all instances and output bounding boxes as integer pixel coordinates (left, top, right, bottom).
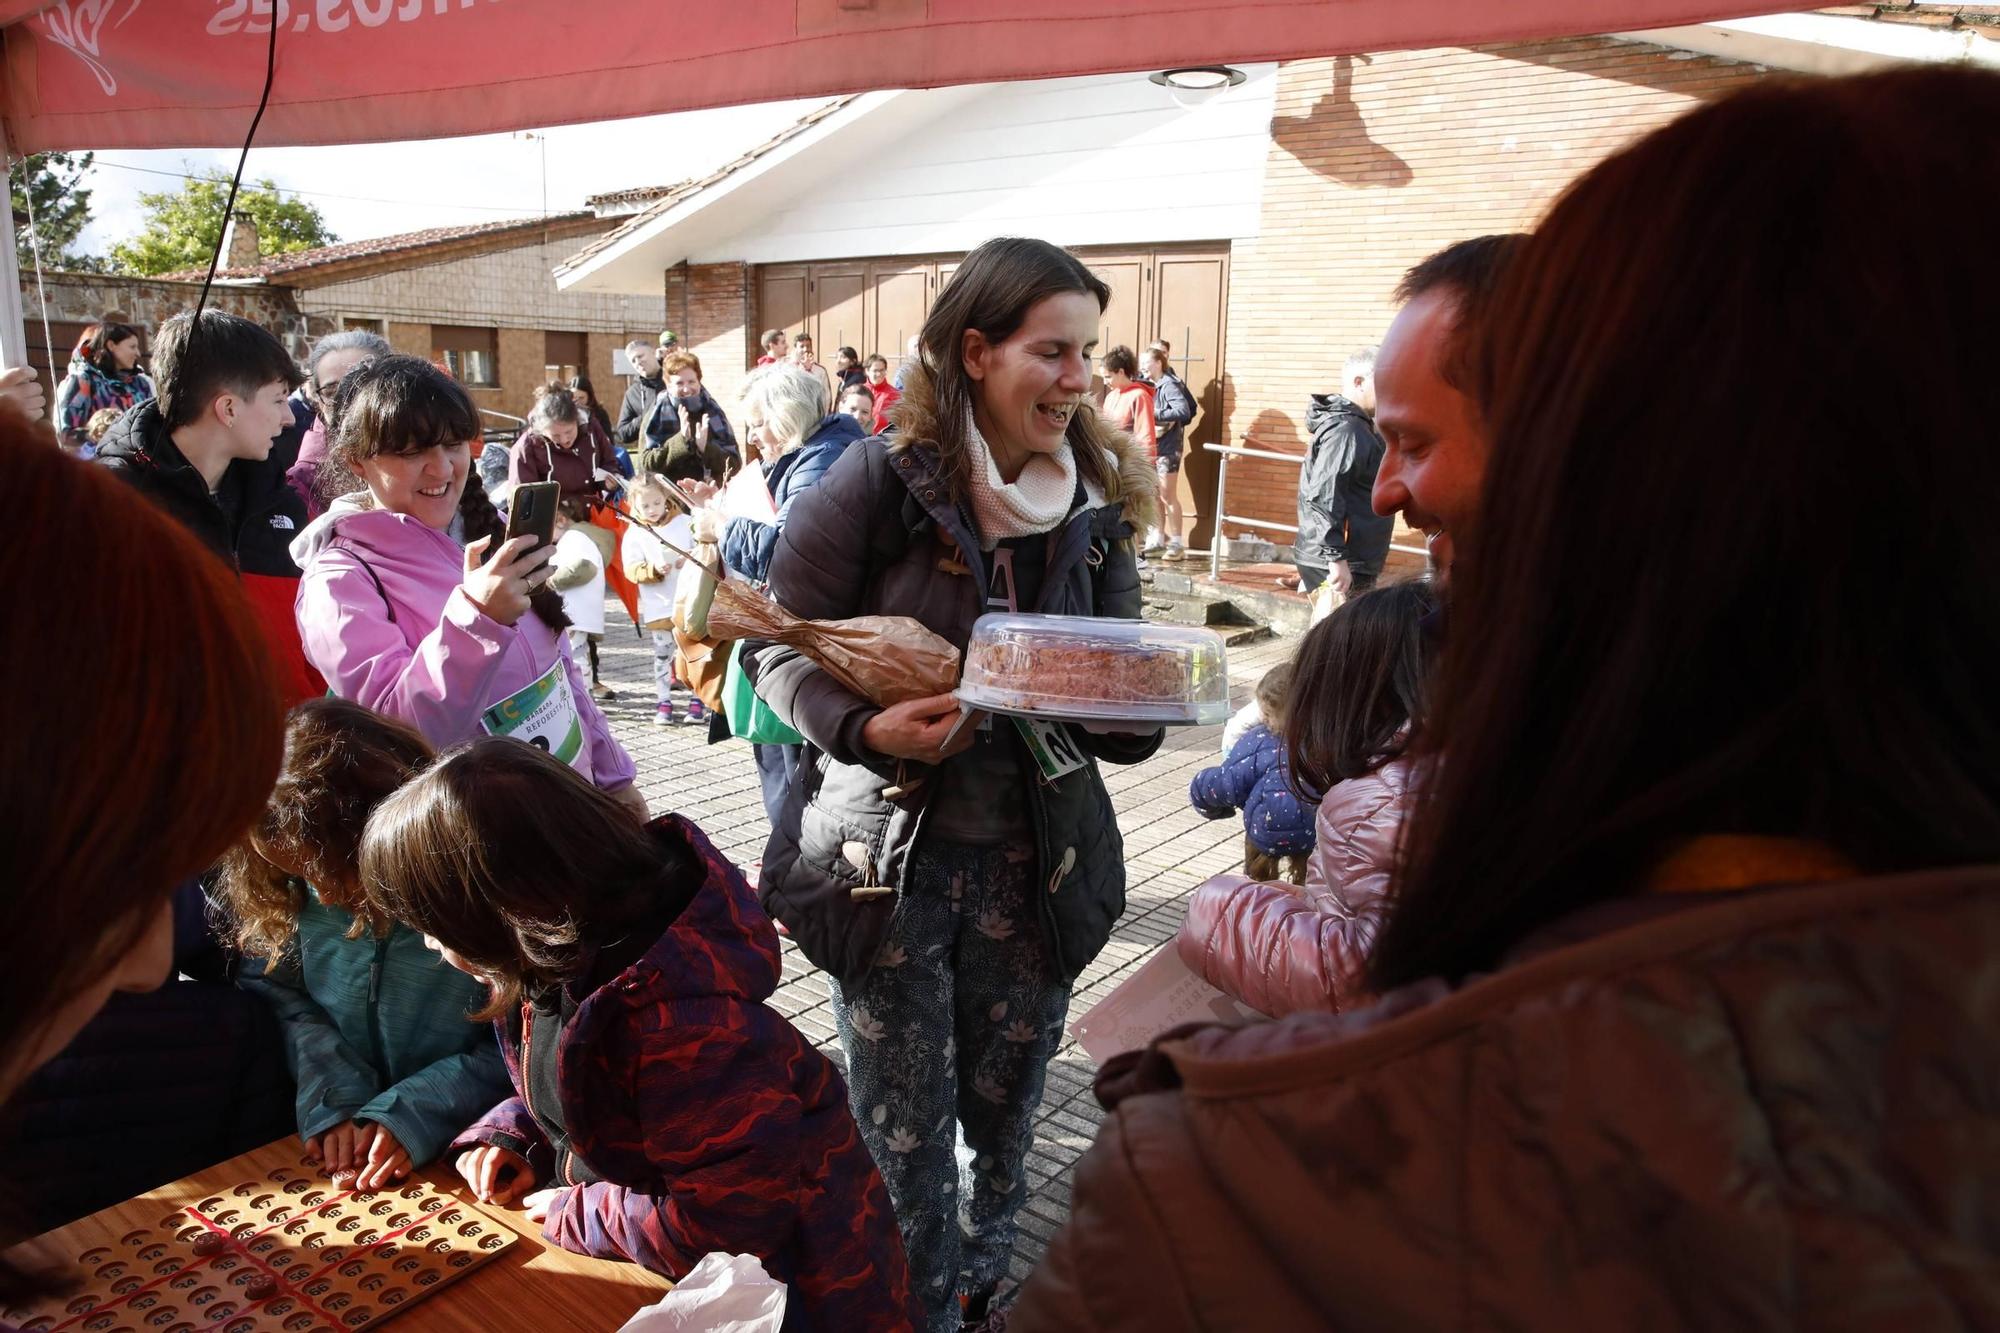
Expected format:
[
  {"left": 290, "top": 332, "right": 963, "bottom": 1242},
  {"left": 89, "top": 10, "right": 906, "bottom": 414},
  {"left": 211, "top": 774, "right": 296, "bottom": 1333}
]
[
  {"left": 8, "top": 151, "right": 96, "bottom": 271},
  {"left": 108, "top": 168, "right": 336, "bottom": 276}
]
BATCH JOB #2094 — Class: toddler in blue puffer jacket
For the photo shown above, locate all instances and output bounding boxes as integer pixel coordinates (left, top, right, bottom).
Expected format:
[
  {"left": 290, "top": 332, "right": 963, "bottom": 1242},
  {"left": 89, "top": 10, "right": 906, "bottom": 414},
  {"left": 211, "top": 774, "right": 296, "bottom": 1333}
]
[{"left": 1190, "top": 661, "right": 1315, "bottom": 883}]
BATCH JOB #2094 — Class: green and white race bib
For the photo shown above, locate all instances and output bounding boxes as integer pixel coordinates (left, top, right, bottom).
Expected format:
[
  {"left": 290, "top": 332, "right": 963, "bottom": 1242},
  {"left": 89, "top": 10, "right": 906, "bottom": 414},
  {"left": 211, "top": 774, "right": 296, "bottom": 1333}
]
[{"left": 481, "top": 661, "right": 585, "bottom": 768}]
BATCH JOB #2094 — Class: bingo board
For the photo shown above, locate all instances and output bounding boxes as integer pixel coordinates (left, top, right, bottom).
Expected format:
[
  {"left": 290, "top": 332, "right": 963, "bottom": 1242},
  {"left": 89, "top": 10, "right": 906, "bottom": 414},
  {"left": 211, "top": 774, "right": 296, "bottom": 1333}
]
[{"left": 4, "top": 1161, "right": 516, "bottom": 1333}]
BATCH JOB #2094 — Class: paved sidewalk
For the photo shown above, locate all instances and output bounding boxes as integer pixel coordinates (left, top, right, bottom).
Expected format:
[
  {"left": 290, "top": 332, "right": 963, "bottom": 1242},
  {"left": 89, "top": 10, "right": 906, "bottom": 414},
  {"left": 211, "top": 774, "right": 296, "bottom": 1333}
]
[{"left": 588, "top": 608, "right": 1294, "bottom": 1296}]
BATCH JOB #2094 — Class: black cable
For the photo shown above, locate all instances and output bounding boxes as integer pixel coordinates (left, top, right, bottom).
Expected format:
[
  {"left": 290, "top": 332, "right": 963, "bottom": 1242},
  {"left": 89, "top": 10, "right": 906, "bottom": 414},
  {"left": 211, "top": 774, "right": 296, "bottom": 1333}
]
[{"left": 195, "top": 10, "right": 281, "bottom": 321}]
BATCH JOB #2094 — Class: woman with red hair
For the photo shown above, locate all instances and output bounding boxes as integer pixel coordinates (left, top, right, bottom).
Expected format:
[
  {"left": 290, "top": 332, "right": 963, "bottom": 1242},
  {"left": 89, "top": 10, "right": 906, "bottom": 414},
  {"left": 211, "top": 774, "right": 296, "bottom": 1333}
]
[{"left": 0, "top": 400, "right": 285, "bottom": 1294}]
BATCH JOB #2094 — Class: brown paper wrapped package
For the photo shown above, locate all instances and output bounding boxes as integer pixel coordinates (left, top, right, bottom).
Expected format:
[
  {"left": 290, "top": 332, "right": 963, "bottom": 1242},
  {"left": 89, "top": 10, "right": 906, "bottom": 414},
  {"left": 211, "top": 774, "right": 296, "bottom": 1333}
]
[{"left": 706, "top": 578, "right": 961, "bottom": 707}]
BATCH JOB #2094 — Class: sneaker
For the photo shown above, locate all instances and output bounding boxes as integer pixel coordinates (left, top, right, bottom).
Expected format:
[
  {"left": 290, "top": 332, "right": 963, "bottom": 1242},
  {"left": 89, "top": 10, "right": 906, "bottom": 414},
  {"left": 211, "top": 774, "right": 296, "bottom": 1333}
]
[
  {"left": 1140, "top": 534, "right": 1166, "bottom": 556},
  {"left": 684, "top": 697, "right": 706, "bottom": 725},
  {"left": 1163, "top": 540, "right": 1186, "bottom": 561},
  {"left": 653, "top": 702, "right": 674, "bottom": 727},
  {"left": 591, "top": 681, "right": 617, "bottom": 702}
]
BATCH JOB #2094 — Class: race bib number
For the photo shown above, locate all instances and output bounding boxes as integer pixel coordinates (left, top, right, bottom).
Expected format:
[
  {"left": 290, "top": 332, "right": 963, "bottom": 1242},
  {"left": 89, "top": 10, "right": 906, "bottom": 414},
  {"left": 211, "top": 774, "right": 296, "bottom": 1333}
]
[
  {"left": 481, "top": 662, "right": 585, "bottom": 768},
  {"left": 1013, "top": 715, "right": 1087, "bottom": 783}
]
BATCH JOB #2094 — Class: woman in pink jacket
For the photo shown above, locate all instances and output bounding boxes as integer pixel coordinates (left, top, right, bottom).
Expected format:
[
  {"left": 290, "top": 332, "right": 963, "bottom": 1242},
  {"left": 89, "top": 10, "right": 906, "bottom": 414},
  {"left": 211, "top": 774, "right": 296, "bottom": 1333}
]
[
  {"left": 1177, "top": 579, "right": 1436, "bottom": 1016},
  {"left": 292, "top": 356, "right": 643, "bottom": 817}
]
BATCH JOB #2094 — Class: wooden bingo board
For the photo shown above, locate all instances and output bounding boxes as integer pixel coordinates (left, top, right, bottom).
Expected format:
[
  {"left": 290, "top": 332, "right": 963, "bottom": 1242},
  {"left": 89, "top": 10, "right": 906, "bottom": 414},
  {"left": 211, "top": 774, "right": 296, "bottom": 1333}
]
[{"left": 5, "top": 1162, "right": 516, "bottom": 1333}]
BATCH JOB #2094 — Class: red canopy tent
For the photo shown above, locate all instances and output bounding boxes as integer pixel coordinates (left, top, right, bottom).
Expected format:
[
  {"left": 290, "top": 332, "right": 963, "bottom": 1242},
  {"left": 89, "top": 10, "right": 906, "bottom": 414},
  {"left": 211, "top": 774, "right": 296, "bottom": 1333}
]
[{"left": 0, "top": 0, "right": 1800, "bottom": 359}]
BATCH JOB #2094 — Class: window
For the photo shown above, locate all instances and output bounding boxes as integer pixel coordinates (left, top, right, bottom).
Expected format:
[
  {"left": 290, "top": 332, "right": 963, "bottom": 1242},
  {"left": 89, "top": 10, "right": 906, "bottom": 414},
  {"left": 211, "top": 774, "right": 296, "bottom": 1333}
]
[
  {"left": 342, "top": 316, "right": 386, "bottom": 336},
  {"left": 544, "top": 330, "right": 585, "bottom": 386},
  {"left": 433, "top": 325, "right": 498, "bottom": 386}
]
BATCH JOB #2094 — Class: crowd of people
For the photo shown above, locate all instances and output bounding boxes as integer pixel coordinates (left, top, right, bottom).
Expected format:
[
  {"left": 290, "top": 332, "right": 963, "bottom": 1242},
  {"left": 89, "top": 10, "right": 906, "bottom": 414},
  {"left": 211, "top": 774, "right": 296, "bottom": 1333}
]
[{"left": 2, "top": 64, "right": 1998, "bottom": 1333}]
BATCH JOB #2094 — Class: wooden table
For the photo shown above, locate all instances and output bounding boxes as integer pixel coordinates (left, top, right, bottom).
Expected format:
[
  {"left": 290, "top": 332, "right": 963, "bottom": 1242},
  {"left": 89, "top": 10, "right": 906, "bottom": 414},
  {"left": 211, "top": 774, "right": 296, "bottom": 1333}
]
[{"left": 8, "top": 1138, "right": 673, "bottom": 1333}]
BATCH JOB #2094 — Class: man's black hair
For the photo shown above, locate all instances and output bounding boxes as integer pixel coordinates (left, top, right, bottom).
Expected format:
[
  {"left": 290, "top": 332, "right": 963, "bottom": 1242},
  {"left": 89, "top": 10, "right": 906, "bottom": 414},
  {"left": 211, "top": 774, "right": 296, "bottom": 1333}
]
[
  {"left": 1392, "top": 234, "right": 1529, "bottom": 395},
  {"left": 152, "top": 310, "right": 304, "bottom": 432}
]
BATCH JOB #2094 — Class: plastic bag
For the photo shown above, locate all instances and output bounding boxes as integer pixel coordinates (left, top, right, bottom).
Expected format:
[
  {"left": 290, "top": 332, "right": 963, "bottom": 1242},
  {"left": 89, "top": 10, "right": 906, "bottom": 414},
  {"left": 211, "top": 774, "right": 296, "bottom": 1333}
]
[
  {"left": 615, "top": 1252, "right": 787, "bottom": 1332},
  {"left": 705, "top": 579, "right": 960, "bottom": 708}
]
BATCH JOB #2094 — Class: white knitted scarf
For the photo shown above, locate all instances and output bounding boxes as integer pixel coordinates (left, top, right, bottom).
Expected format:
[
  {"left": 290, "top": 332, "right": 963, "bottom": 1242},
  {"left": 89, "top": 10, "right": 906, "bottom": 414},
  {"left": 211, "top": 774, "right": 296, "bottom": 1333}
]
[{"left": 961, "top": 410, "right": 1075, "bottom": 550}]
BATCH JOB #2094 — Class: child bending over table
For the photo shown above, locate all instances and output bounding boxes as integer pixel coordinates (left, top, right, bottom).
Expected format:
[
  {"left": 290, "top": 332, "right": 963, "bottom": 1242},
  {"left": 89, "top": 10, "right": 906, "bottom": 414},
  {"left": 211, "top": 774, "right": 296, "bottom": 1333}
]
[
  {"left": 218, "top": 698, "right": 512, "bottom": 1190},
  {"left": 359, "top": 737, "right": 921, "bottom": 1333}
]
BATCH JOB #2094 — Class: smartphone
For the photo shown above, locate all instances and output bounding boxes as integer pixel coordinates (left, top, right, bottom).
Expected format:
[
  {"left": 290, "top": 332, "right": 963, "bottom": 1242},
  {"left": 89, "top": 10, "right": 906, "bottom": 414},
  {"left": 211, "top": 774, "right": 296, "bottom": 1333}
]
[{"left": 504, "top": 480, "right": 561, "bottom": 555}]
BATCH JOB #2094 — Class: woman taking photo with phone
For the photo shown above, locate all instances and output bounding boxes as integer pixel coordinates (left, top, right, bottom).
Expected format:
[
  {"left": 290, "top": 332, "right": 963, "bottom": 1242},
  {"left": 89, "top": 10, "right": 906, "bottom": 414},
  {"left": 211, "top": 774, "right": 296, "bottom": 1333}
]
[
  {"left": 745, "top": 237, "right": 1160, "bottom": 1330},
  {"left": 292, "top": 355, "right": 643, "bottom": 817}
]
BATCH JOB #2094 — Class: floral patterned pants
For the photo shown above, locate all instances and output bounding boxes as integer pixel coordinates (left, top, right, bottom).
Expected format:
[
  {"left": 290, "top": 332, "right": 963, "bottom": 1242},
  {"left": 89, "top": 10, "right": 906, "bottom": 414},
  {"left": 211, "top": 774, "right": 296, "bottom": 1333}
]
[{"left": 833, "top": 840, "right": 1071, "bottom": 1331}]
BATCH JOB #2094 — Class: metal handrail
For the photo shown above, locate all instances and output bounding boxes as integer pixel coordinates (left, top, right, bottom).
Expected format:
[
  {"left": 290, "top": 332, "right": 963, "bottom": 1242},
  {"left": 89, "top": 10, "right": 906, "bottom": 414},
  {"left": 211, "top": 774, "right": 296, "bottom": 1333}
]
[{"left": 1201, "top": 439, "right": 1428, "bottom": 578}]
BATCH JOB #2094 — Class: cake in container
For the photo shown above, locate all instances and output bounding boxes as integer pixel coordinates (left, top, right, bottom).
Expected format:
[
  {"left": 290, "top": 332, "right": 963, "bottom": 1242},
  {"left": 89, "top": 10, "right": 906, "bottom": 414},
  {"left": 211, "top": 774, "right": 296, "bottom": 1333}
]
[{"left": 956, "top": 612, "right": 1230, "bottom": 725}]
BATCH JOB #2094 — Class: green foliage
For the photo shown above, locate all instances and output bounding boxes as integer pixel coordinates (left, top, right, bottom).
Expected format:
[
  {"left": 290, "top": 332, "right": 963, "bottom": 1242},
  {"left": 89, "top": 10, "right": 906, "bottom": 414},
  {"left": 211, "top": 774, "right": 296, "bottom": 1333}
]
[
  {"left": 8, "top": 151, "right": 96, "bottom": 271},
  {"left": 108, "top": 167, "right": 337, "bottom": 277}
]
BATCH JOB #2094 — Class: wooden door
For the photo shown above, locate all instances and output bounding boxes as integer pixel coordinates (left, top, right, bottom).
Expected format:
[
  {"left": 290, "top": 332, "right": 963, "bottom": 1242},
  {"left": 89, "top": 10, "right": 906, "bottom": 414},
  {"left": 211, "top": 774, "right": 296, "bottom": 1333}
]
[
  {"left": 758, "top": 268, "right": 808, "bottom": 358},
  {"left": 871, "top": 266, "right": 930, "bottom": 375},
  {"left": 1152, "top": 252, "right": 1228, "bottom": 549},
  {"left": 1087, "top": 258, "right": 1145, "bottom": 359},
  {"left": 812, "top": 268, "right": 868, "bottom": 363}
]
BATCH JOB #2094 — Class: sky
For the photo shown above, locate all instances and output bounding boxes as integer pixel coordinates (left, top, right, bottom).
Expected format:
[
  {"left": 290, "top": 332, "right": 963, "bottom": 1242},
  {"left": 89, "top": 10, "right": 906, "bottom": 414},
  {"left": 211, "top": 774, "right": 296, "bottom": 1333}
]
[{"left": 71, "top": 97, "right": 832, "bottom": 257}]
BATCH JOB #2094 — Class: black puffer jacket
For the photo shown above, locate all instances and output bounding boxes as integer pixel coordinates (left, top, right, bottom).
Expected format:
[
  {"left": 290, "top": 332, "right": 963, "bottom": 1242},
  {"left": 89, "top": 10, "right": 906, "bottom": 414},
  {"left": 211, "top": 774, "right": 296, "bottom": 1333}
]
[
  {"left": 615, "top": 373, "right": 665, "bottom": 445},
  {"left": 746, "top": 378, "right": 1163, "bottom": 987},
  {"left": 1297, "top": 393, "right": 1393, "bottom": 577}
]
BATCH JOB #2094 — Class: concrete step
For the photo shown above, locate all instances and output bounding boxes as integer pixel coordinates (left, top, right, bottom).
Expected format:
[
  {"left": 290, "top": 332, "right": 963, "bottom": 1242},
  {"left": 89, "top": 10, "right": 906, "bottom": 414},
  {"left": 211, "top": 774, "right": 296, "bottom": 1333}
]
[{"left": 1145, "top": 566, "right": 1312, "bottom": 637}]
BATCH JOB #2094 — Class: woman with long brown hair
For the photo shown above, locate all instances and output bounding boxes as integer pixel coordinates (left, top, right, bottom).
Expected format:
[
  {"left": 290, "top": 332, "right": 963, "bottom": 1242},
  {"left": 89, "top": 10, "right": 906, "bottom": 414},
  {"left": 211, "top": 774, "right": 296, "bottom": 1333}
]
[
  {"left": 0, "top": 403, "right": 284, "bottom": 1298},
  {"left": 747, "top": 236, "right": 1159, "bottom": 1329},
  {"left": 1015, "top": 65, "right": 2000, "bottom": 1330}
]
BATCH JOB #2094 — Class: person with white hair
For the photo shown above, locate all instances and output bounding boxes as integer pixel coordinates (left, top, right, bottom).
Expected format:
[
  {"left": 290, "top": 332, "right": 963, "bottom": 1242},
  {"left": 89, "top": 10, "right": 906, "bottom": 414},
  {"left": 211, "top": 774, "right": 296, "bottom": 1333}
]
[
  {"left": 689, "top": 363, "right": 867, "bottom": 825},
  {"left": 290, "top": 328, "right": 393, "bottom": 514},
  {"left": 1296, "top": 344, "right": 1393, "bottom": 596}
]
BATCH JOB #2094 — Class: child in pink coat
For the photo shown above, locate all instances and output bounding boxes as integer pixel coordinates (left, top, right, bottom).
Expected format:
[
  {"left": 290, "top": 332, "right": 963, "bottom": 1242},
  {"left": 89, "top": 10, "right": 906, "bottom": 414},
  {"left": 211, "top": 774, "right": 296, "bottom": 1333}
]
[
  {"left": 1177, "top": 580, "right": 1436, "bottom": 1016},
  {"left": 291, "top": 356, "right": 642, "bottom": 813}
]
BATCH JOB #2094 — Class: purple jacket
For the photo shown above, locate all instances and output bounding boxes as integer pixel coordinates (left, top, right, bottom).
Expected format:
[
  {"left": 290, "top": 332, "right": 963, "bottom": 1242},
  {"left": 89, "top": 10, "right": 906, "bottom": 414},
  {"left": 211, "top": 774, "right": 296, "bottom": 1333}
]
[
  {"left": 290, "top": 496, "right": 636, "bottom": 791},
  {"left": 453, "top": 815, "right": 919, "bottom": 1332}
]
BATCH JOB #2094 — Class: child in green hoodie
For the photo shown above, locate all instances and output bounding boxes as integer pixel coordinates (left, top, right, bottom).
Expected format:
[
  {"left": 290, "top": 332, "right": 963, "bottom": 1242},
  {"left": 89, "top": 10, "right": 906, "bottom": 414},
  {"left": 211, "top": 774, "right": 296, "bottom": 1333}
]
[{"left": 218, "top": 698, "right": 509, "bottom": 1190}]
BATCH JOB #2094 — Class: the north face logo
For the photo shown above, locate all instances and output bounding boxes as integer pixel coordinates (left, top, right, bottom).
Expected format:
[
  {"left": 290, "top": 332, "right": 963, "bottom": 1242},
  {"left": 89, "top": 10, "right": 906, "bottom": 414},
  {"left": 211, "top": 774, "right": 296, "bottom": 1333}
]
[{"left": 268, "top": 514, "right": 296, "bottom": 530}]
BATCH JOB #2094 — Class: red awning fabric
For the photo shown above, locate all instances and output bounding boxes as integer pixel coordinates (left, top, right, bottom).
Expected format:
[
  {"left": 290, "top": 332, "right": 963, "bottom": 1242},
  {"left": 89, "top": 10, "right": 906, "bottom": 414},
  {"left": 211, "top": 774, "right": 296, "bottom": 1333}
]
[{"left": 1, "top": 0, "right": 1800, "bottom": 154}]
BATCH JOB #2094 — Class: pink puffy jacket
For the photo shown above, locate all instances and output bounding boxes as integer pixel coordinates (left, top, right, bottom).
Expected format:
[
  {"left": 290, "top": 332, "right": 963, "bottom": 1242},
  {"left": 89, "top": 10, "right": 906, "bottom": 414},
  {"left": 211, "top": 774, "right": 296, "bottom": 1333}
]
[{"left": 1176, "top": 753, "right": 1414, "bottom": 1017}]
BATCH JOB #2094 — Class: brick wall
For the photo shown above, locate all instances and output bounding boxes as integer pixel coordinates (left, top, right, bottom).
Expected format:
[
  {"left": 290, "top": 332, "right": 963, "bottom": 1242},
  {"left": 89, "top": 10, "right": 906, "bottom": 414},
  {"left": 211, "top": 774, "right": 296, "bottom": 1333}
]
[
  {"left": 679, "top": 262, "right": 752, "bottom": 413},
  {"left": 293, "top": 234, "right": 664, "bottom": 334},
  {"left": 1219, "top": 38, "right": 1766, "bottom": 542},
  {"left": 17, "top": 270, "right": 310, "bottom": 351}
]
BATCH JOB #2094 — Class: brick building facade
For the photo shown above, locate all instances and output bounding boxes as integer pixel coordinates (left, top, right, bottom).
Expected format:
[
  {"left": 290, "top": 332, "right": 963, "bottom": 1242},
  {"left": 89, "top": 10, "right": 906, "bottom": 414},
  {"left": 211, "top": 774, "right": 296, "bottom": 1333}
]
[
  {"left": 19, "top": 212, "right": 670, "bottom": 425},
  {"left": 559, "top": 36, "right": 1773, "bottom": 549},
  {"left": 1216, "top": 38, "right": 1765, "bottom": 539}
]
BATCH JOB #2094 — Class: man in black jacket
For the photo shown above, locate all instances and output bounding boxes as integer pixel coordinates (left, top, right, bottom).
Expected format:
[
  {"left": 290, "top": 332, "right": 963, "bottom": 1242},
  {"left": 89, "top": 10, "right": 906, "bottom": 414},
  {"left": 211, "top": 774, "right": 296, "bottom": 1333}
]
[
  {"left": 95, "top": 309, "right": 318, "bottom": 705},
  {"left": 615, "top": 338, "right": 666, "bottom": 446},
  {"left": 1296, "top": 345, "right": 1393, "bottom": 595}
]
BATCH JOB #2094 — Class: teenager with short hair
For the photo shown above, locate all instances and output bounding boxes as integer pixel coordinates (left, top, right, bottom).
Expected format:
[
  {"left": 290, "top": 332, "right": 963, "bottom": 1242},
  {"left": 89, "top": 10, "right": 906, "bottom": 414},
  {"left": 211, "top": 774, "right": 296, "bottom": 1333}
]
[{"left": 96, "top": 309, "right": 322, "bottom": 706}]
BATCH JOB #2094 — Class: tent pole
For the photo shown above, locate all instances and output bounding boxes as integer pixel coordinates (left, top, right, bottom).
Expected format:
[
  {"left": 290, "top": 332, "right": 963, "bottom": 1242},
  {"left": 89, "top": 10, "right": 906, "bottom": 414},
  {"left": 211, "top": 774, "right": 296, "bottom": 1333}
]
[{"left": 0, "top": 122, "right": 28, "bottom": 371}]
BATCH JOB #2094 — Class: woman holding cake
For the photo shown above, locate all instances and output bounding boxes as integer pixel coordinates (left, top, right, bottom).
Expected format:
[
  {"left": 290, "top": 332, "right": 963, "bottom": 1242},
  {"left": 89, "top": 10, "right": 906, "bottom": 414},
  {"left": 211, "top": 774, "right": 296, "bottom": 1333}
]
[{"left": 744, "top": 236, "right": 1162, "bottom": 1330}]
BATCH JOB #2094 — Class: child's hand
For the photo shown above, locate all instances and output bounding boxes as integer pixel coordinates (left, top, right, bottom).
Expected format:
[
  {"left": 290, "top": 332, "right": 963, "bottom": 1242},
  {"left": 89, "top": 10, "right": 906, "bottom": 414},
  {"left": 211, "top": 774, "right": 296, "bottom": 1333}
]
[
  {"left": 305, "top": 1120, "right": 369, "bottom": 1180},
  {"left": 352, "top": 1123, "right": 413, "bottom": 1191},
  {"left": 457, "top": 1144, "right": 534, "bottom": 1205},
  {"left": 521, "top": 1188, "right": 565, "bottom": 1224}
]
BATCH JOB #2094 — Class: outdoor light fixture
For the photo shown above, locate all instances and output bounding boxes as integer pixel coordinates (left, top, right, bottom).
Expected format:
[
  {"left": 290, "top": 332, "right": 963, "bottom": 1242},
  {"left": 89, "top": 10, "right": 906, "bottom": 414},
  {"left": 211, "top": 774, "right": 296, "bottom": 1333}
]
[{"left": 1150, "top": 65, "right": 1247, "bottom": 108}]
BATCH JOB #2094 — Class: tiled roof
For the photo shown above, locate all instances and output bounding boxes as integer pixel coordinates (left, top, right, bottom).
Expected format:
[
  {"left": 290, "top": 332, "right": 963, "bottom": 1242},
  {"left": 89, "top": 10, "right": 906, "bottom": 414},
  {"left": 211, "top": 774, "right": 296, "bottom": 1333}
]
[
  {"left": 556, "top": 97, "right": 858, "bottom": 276},
  {"left": 1817, "top": 3, "right": 2000, "bottom": 32},
  {"left": 585, "top": 183, "right": 686, "bottom": 208},
  {"left": 161, "top": 210, "right": 599, "bottom": 283}
]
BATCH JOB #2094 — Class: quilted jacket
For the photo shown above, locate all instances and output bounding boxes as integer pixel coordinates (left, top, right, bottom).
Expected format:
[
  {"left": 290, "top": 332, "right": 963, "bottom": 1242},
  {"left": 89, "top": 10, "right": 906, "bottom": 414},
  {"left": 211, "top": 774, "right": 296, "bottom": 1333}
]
[
  {"left": 1188, "top": 723, "right": 1317, "bottom": 858},
  {"left": 743, "top": 367, "right": 1164, "bottom": 987},
  {"left": 1178, "top": 754, "right": 1413, "bottom": 1016},
  {"left": 452, "top": 815, "right": 919, "bottom": 1333},
  {"left": 1015, "top": 864, "right": 2000, "bottom": 1331}
]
